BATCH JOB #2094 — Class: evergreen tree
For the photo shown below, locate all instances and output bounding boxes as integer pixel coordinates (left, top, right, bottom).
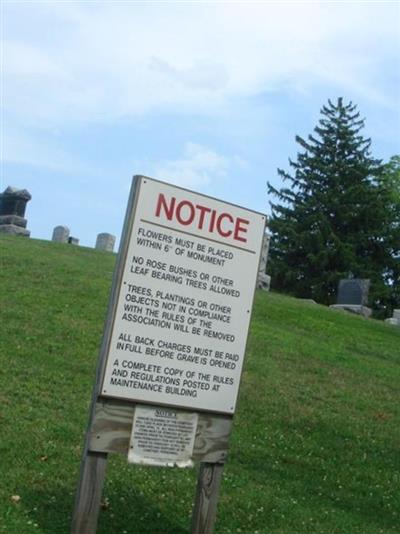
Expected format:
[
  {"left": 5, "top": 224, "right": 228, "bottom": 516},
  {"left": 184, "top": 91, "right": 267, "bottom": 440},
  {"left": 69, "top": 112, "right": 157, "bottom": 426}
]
[
  {"left": 267, "top": 98, "right": 392, "bottom": 311},
  {"left": 376, "top": 155, "right": 400, "bottom": 315}
]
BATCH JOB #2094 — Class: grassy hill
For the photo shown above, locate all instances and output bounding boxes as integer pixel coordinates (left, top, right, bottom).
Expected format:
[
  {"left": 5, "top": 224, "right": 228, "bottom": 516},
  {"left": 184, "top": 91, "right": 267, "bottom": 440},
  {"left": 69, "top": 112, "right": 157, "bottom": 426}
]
[{"left": 1, "top": 234, "right": 399, "bottom": 533}]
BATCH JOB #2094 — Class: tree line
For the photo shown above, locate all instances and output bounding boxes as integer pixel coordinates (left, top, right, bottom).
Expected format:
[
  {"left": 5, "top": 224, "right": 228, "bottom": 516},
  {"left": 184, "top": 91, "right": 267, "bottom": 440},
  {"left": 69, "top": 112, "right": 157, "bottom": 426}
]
[{"left": 267, "top": 98, "right": 399, "bottom": 318}]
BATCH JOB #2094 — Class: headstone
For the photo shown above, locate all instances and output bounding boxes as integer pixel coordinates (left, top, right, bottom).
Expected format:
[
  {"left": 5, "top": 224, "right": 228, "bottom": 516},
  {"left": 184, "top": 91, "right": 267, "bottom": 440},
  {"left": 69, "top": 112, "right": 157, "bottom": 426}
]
[
  {"left": 68, "top": 236, "right": 79, "bottom": 245},
  {"left": 337, "top": 278, "right": 370, "bottom": 306},
  {"left": 385, "top": 318, "right": 400, "bottom": 326},
  {"left": 95, "top": 232, "right": 116, "bottom": 252},
  {"left": 330, "top": 278, "right": 372, "bottom": 317},
  {"left": 257, "top": 231, "right": 271, "bottom": 291},
  {"left": 385, "top": 309, "right": 400, "bottom": 327},
  {"left": 52, "top": 225, "right": 70, "bottom": 243},
  {"left": 0, "top": 186, "right": 32, "bottom": 237}
]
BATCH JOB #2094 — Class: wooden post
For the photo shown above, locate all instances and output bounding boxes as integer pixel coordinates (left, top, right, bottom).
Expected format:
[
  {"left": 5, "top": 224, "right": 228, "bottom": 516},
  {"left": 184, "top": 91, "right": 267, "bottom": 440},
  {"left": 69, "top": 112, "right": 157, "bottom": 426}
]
[
  {"left": 71, "top": 178, "right": 140, "bottom": 533},
  {"left": 71, "top": 451, "right": 108, "bottom": 534},
  {"left": 191, "top": 462, "right": 225, "bottom": 534}
]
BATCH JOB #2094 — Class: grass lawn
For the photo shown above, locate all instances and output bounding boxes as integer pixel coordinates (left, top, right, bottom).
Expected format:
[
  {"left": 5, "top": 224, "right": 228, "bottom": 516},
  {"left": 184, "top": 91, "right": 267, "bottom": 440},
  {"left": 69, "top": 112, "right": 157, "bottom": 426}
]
[{"left": 1, "top": 234, "right": 399, "bottom": 533}]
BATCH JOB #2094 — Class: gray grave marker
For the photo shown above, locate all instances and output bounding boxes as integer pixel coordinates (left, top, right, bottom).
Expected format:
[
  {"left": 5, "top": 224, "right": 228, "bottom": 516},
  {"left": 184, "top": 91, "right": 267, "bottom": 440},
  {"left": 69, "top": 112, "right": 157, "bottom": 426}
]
[
  {"left": 257, "top": 231, "right": 271, "bottom": 291},
  {"left": 0, "top": 186, "right": 31, "bottom": 237},
  {"left": 330, "top": 278, "right": 372, "bottom": 317},
  {"left": 337, "top": 279, "right": 370, "bottom": 306},
  {"left": 385, "top": 309, "right": 400, "bottom": 327},
  {"left": 52, "top": 225, "right": 70, "bottom": 243},
  {"left": 95, "top": 233, "right": 116, "bottom": 252}
]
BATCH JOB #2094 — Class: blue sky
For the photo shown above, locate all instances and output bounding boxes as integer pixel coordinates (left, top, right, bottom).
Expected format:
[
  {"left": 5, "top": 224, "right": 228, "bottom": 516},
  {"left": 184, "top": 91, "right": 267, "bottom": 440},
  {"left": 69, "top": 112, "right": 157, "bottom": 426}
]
[{"left": 2, "top": 1, "right": 399, "bottom": 248}]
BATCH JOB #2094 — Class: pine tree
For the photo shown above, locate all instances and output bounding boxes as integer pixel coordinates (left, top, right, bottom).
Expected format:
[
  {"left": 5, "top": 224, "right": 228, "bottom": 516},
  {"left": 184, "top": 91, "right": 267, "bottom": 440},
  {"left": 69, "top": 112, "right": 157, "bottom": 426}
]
[
  {"left": 267, "top": 98, "right": 390, "bottom": 309},
  {"left": 376, "top": 155, "right": 400, "bottom": 316}
]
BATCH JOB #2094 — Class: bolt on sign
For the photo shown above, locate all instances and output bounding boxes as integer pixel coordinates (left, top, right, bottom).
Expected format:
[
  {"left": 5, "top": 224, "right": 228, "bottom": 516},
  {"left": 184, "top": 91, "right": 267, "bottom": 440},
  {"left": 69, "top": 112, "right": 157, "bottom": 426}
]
[{"left": 71, "top": 176, "right": 266, "bottom": 534}]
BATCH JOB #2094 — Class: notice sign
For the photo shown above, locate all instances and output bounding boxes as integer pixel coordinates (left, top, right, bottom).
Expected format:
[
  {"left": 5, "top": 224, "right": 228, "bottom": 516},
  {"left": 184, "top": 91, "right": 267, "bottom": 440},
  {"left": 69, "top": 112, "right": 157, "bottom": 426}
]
[
  {"left": 128, "top": 405, "right": 198, "bottom": 467},
  {"left": 101, "top": 176, "right": 265, "bottom": 413}
]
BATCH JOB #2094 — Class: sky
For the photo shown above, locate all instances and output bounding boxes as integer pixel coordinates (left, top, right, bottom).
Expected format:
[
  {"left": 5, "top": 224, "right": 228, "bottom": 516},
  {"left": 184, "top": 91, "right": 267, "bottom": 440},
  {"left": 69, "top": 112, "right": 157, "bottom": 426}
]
[{"left": 2, "top": 0, "right": 400, "bottom": 249}]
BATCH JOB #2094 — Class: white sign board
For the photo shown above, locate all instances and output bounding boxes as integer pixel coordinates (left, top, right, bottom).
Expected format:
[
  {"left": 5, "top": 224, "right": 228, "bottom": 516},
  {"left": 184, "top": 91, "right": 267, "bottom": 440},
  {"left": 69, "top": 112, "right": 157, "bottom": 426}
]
[
  {"left": 101, "top": 177, "right": 265, "bottom": 414},
  {"left": 128, "top": 405, "right": 198, "bottom": 467}
]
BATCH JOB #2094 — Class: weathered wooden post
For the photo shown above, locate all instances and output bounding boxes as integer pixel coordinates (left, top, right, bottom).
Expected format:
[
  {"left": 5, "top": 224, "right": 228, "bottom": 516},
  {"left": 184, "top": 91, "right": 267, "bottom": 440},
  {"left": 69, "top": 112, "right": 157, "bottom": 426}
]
[
  {"left": 191, "top": 463, "right": 225, "bottom": 534},
  {"left": 71, "top": 175, "right": 266, "bottom": 533}
]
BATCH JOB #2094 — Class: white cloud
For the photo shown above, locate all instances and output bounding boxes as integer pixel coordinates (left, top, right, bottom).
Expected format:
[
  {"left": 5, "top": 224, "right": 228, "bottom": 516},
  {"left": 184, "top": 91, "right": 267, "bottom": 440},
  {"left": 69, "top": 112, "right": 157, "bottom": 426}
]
[
  {"left": 148, "top": 57, "right": 229, "bottom": 91},
  {"left": 3, "top": 127, "right": 96, "bottom": 177},
  {"left": 149, "top": 142, "right": 237, "bottom": 189},
  {"left": 3, "top": 2, "right": 399, "bottom": 124},
  {"left": 4, "top": 41, "right": 66, "bottom": 78}
]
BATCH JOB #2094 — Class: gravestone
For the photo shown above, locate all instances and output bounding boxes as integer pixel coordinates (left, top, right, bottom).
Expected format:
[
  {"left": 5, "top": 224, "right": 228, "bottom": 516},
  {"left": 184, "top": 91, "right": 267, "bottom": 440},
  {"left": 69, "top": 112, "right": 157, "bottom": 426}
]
[
  {"left": 330, "top": 278, "right": 372, "bottom": 317},
  {"left": 52, "top": 225, "right": 70, "bottom": 243},
  {"left": 337, "top": 279, "right": 370, "bottom": 306},
  {"left": 0, "top": 186, "right": 32, "bottom": 237},
  {"left": 385, "top": 309, "right": 400, "bottom": 327},
  {"left": 257, "top": 231, "right": 271, "bottom": 291},
  {"left": 95, "top": 232, "right": 116, "bottom": 252},
  {"left": 68, "top": 236, "right": 79, "bottom": 245}
]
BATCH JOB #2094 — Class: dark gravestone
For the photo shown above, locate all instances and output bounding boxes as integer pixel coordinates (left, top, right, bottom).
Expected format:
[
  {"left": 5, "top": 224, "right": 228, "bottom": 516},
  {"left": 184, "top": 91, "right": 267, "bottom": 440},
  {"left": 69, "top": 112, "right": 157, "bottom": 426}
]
[
  {"left": 0, "top": 186, "right": 32, "bottom": 237},
  {"left": 337, "top": 279, "right": 370, "bottom": 306}
]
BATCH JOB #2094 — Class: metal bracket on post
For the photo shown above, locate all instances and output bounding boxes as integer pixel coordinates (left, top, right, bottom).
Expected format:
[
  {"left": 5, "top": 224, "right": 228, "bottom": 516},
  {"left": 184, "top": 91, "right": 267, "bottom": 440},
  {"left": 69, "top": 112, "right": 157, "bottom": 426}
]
[{"left": 191, "top": 462, "right": 225, "bottom": 534}]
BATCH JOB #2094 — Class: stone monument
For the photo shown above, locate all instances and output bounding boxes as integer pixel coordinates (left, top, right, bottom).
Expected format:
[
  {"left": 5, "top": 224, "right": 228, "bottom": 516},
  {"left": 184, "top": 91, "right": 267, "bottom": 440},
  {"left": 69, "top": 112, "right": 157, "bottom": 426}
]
[
  {"left": 68, "top": 236, "right": 79, "bottom": 245},
  {"left": 95, "top": 232, "right": 116, "bottom": 252},
  {"left": 330, "top": 278, "right": 372, "bottom": 317},
  {"left": 0, "top": 186, "right": 32, "bottom": 237},
  {"left": 385, "top": 309, "right": 400, "bottom": 327},
  {"left": 52, "top": 225, "right": 70, "bottom": 243},
  {"left": 257, "top": 231, "right": 271, "bottom": 291}
]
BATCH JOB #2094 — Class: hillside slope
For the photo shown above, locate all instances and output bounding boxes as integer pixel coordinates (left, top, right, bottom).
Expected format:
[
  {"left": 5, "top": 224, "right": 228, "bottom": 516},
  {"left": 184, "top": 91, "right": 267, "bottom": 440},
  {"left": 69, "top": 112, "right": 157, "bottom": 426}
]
[{"left": 0, "top": 235, "right": 399, "bottom": 533}]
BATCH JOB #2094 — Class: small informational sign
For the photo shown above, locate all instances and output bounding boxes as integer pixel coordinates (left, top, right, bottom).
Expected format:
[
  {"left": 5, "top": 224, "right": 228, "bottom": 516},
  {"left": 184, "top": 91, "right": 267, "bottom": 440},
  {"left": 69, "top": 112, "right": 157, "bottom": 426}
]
[
  {"left": 101, "top": 176, "right": 265, "bottom": 414},
  {"left": 128, "top": 405, "right": 198, "bottom": 467}
]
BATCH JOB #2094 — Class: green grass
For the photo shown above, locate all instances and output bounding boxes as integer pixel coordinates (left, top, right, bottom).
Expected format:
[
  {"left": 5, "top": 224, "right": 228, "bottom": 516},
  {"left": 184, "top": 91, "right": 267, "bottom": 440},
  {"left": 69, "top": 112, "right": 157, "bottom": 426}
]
[{"left": 1, "top": 234, "right": 399, "bottom": 533}]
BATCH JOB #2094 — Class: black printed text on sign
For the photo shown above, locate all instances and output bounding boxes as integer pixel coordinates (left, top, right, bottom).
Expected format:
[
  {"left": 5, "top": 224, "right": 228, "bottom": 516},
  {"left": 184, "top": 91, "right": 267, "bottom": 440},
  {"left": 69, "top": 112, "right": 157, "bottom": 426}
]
[{"left": 101, "top": 177, "right": 265, "bottom": 414}]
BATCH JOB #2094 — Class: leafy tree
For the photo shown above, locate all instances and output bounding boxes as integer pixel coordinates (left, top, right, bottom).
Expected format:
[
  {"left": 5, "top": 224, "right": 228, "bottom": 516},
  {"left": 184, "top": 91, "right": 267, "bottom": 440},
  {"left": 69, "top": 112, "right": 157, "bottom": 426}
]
[{"left": 267, "top": 98, "right": 397, "bottom": 315}]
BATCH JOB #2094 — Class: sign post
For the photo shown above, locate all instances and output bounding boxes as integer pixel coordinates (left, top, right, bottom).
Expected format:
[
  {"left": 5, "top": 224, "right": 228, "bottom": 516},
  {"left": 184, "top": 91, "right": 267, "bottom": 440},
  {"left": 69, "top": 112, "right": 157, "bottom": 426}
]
[{"left": 71, "top": 176, "right": 266, "bottom": 533}]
